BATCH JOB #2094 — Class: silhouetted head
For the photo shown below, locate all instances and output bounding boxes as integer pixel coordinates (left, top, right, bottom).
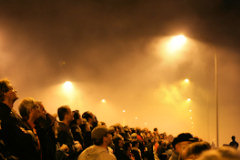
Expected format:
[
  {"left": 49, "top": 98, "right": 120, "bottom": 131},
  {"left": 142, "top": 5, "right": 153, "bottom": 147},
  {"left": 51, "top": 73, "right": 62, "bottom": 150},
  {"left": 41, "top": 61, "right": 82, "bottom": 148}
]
[{"left": 0, "top": 79, "right": 18, "bottom": 106}]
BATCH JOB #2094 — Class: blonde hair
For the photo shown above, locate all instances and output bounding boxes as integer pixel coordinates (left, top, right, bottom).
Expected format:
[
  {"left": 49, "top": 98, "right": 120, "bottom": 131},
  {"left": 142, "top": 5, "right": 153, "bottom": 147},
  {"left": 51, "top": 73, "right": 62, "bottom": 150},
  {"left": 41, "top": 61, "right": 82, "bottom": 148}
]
[{"left": 19, "top": 97, "right": 37, "bottom": 120}]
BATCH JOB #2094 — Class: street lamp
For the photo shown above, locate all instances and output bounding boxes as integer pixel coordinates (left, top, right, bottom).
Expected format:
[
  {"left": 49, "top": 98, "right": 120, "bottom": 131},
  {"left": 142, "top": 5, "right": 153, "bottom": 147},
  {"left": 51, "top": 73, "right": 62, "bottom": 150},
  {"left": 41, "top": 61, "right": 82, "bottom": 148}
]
[
  {"left": 214, "top": 51, "right": 219, "bottom": 147},
  {"left": 167, "top": 34, "right": 187, "bottom": 52},
  {"left": 187, "top": 98, "right": 191, "bottom": 102},
  {"left": 184, "top": 78, "right": 190, "bottom": 83},
  {"left": 101, "top": 99, "right": 106, "bottom": 103},
  {"left": 63, "top": 81, "right": 73, "bottom": 93},
  {"left": 168, "top": 34, "right": 219, "bottom": 147}
]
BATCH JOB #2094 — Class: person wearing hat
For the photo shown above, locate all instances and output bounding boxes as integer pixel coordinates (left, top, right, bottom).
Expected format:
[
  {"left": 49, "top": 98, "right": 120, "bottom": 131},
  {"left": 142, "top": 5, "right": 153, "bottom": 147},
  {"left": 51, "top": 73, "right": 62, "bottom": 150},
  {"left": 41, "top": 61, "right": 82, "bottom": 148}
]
[
  {"left": 78, "top": 126, "right": 116, "bottom": 160},
  {"left": 169, "top": 133, "right": 194, "bottom": 160}
]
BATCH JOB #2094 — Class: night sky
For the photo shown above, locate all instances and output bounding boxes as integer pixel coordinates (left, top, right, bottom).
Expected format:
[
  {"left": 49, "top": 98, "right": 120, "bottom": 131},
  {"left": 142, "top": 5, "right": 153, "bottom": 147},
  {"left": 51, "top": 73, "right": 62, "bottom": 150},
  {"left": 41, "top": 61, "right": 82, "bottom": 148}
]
[{"left": 0, "top": 0, "right": 240, "bottom": 146}]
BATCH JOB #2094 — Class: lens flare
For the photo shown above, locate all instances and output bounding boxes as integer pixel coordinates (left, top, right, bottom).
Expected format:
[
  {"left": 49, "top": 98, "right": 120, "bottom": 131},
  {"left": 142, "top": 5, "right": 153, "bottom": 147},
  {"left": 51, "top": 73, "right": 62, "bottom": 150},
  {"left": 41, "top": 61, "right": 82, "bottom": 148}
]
[
  {"left": 101, "top": 99, "right": 106, "bottom": 103},
  {"left": 63, "top": 81, "right": 73, "bottom": 92},
  {"left": 187, "top": 98, "right": 191, "bottom": 102},
  {"left": 167, "top": 35, "right": 187, "bottom": 52},
  {"left": 184, "top": 78, "right": 190, "bottom": 83}
]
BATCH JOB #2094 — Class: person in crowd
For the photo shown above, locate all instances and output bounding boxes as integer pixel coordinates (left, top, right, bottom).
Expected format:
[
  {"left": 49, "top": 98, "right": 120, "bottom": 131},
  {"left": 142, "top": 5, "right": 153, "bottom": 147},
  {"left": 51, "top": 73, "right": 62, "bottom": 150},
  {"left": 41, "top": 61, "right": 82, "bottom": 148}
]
[
  {"left": 131, "top": 140, "right": 142, "bottom": 160},
  {"left": 57, "top": 105, "right": 82, "bottom": 160},
  {"left": 80, "top": 118, "right": 92, "bottom": 148},
  {"left": 169, "top": 133, "right": 194, "bottom": 160},
  {"left": 153, "top": 128, "right": 160, "bottom": 140},
  {"left": 2, "top": 78, "right": 240, "bottom": 160},
  {"left": 121, "top": 141, "right": 134, "bottom": 160},
  {"left": 113, "top": 135, "right": 125, "bottom": 160},
  {"left": 156, "top": 141, "right": 169, "bottom": 160},
  {"left": 165, "top": 142, "right": 173, "bottom": 158},
  {"left": 123, "top": 126, "right": 131, "bottom": 141},
  {"left": 182, "top": 141, "right": 211, "bottom": 160},
  {"left": 144, "top": 135, "right": 155, "bottom": 160},
  {"left": 78, "top": 126, "right": 116, "bottom": 160},
  {"left": 198, "top": 146, "right": 240, "bottom": 160},
  {"left": 70, "top": 110, "right": 84, "bottom": 149},
  {"left": 229, "top": 136, "right": 239, "bottom": 149},
  {"left": 54, "top": 119, "right": 70, "bottom": 160},
  {"left": 18, "top": 98, "right": 42, "bottom": 160},
  {"left": 0, "top": 79, "right": 41, "bottom": 160},
  {"left": 35, "top": 101, "right": 57, "bottom": 160},
  {"left": 136, "top": 128, "right": 145, "bottom": 157},
  {"left": 82, "top": 111, "right": 96, "bottom": 130},
  {"left": 81, "top": 111, "right": 98, "bottom": 148}
]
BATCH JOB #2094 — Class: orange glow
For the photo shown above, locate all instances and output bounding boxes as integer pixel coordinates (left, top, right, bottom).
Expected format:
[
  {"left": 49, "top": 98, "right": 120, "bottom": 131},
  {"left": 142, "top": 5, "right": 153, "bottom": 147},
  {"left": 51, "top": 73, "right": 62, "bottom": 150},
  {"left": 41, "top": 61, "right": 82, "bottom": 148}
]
[
  {"left": 167, "top": 35, "right": 187, "bottom": 52},
  {"left": 184, "top": 78, "right": 190, "bottom": 83},
  {"left": 62, "top": 81, "right": 73, "bottom": 93},
  {"left": 187, "top": 98, "right": 191, "bottom": 102}
]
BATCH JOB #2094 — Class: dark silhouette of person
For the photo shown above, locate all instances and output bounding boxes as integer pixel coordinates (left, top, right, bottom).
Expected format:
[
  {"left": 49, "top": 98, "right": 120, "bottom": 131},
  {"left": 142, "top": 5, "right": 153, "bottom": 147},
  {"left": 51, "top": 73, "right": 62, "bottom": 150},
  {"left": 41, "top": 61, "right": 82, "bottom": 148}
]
[
  {"left": 0, "top": 80, "right": 41, "bottom": 160},
  {"left": 229, "top": 136, "right": 239, "bottom": 149}
]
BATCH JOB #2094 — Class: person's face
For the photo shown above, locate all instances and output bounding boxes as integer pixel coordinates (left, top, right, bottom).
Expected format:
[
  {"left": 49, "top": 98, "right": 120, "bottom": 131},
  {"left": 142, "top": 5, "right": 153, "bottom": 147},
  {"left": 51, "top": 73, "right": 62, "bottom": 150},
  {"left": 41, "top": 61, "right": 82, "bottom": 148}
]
[
  {"left": 31, "top": 105, "right": 41, "bottom": 121},
  {"left": 89, "top": 114, "right": 96, "bottom": 124},
  {"left": 104, "top": 133, "right": 113, "bottom": 146},
  {"left": 4, "top": 85, "right": 18, "bottom": 105},
  {"left": 37, "top": 102, "right": 47, "bottom": 118},
  {"left": 75, "top": 112, "right": 82, "bottom": 125},
  {"left": 118, "top": 139, "right": 124, "bottom": 148},
  {"left": 176, "top": 141, "right": 191, "bottom": 154},
  {"left": 39, "top": 103, "right": 46, "bottom": 114},
  {"left": 66, "top": 108, "right": 73, "bottom": 123}
]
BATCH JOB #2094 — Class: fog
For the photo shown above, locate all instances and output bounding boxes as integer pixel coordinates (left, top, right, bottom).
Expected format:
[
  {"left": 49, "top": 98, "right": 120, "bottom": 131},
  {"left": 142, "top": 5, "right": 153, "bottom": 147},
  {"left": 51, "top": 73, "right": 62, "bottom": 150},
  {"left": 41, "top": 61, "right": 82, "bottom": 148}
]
[{"left": 0, "top": 0, "right": 240, "bottom": 146}]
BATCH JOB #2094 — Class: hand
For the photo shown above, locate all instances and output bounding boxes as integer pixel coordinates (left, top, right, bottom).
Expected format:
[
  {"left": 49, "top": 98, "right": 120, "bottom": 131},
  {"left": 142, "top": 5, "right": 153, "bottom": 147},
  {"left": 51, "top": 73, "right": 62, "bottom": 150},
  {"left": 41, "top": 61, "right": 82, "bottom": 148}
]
[
  {"left": 85, "top": 122, "right": 91, "bottom": 132},
  {"left": 74, "top": 141, "right": 83, "bottom": 152},
  {"left": 20, "top": 127, "right": 28, "bottom": 133},
  {"left": 60, "top": 144, "right": 69, "bottom": 152}
]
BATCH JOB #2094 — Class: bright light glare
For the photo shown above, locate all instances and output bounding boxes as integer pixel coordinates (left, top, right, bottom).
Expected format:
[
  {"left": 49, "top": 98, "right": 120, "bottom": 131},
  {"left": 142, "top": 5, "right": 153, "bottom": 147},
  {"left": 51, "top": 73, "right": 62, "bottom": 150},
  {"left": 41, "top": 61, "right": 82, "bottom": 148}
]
[
  {"left": 189, "top": 109, "right": 192, "bottom": 112},
  {"left": 187, "top": 98, "right": 191, "bottom": 102},
  {"left": 101, "top": 99, "right": 106, "bottom": 103},
  {"left": 184, "top": 78, "right": 190, "bottom": 83},
  {"left": 122, "top": 110, "right": 126, "bottom": 113},
  {"left": 167, "top": 35, "right": 187, "bottom": 52},
  {"left": 63, "top": 81, "right": 73, "bottom": 92}
]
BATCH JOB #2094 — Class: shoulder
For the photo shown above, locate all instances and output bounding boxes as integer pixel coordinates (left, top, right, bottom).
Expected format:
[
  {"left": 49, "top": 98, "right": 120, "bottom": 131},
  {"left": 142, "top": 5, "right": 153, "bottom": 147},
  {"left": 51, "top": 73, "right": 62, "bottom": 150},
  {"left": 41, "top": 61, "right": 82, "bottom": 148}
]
[
  {"left": 99, "top": 152, "right": 116, "bottom": 160},
  {"left": 78, "top": 146, "right": 95, "bottom": 160}
]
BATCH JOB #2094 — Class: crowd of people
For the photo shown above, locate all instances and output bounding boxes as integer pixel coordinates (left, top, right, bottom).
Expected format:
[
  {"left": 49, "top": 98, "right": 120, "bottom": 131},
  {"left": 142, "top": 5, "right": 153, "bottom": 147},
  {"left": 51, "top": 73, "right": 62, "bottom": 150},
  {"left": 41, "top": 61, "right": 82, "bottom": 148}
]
[{"left": 0, "top": 79, "right": 239, "bottom": 160}]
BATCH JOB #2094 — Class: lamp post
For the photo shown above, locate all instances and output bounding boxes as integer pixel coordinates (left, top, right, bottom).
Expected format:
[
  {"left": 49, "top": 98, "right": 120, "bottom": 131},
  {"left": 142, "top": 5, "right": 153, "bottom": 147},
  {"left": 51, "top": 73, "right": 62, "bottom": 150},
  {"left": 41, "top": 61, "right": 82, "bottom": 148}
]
[
  {"left": 214, "top": 52, "right": 219, "bottom": 147},
  {"left": 167, "top": 35, "right": 219, "bottom": 147}
]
